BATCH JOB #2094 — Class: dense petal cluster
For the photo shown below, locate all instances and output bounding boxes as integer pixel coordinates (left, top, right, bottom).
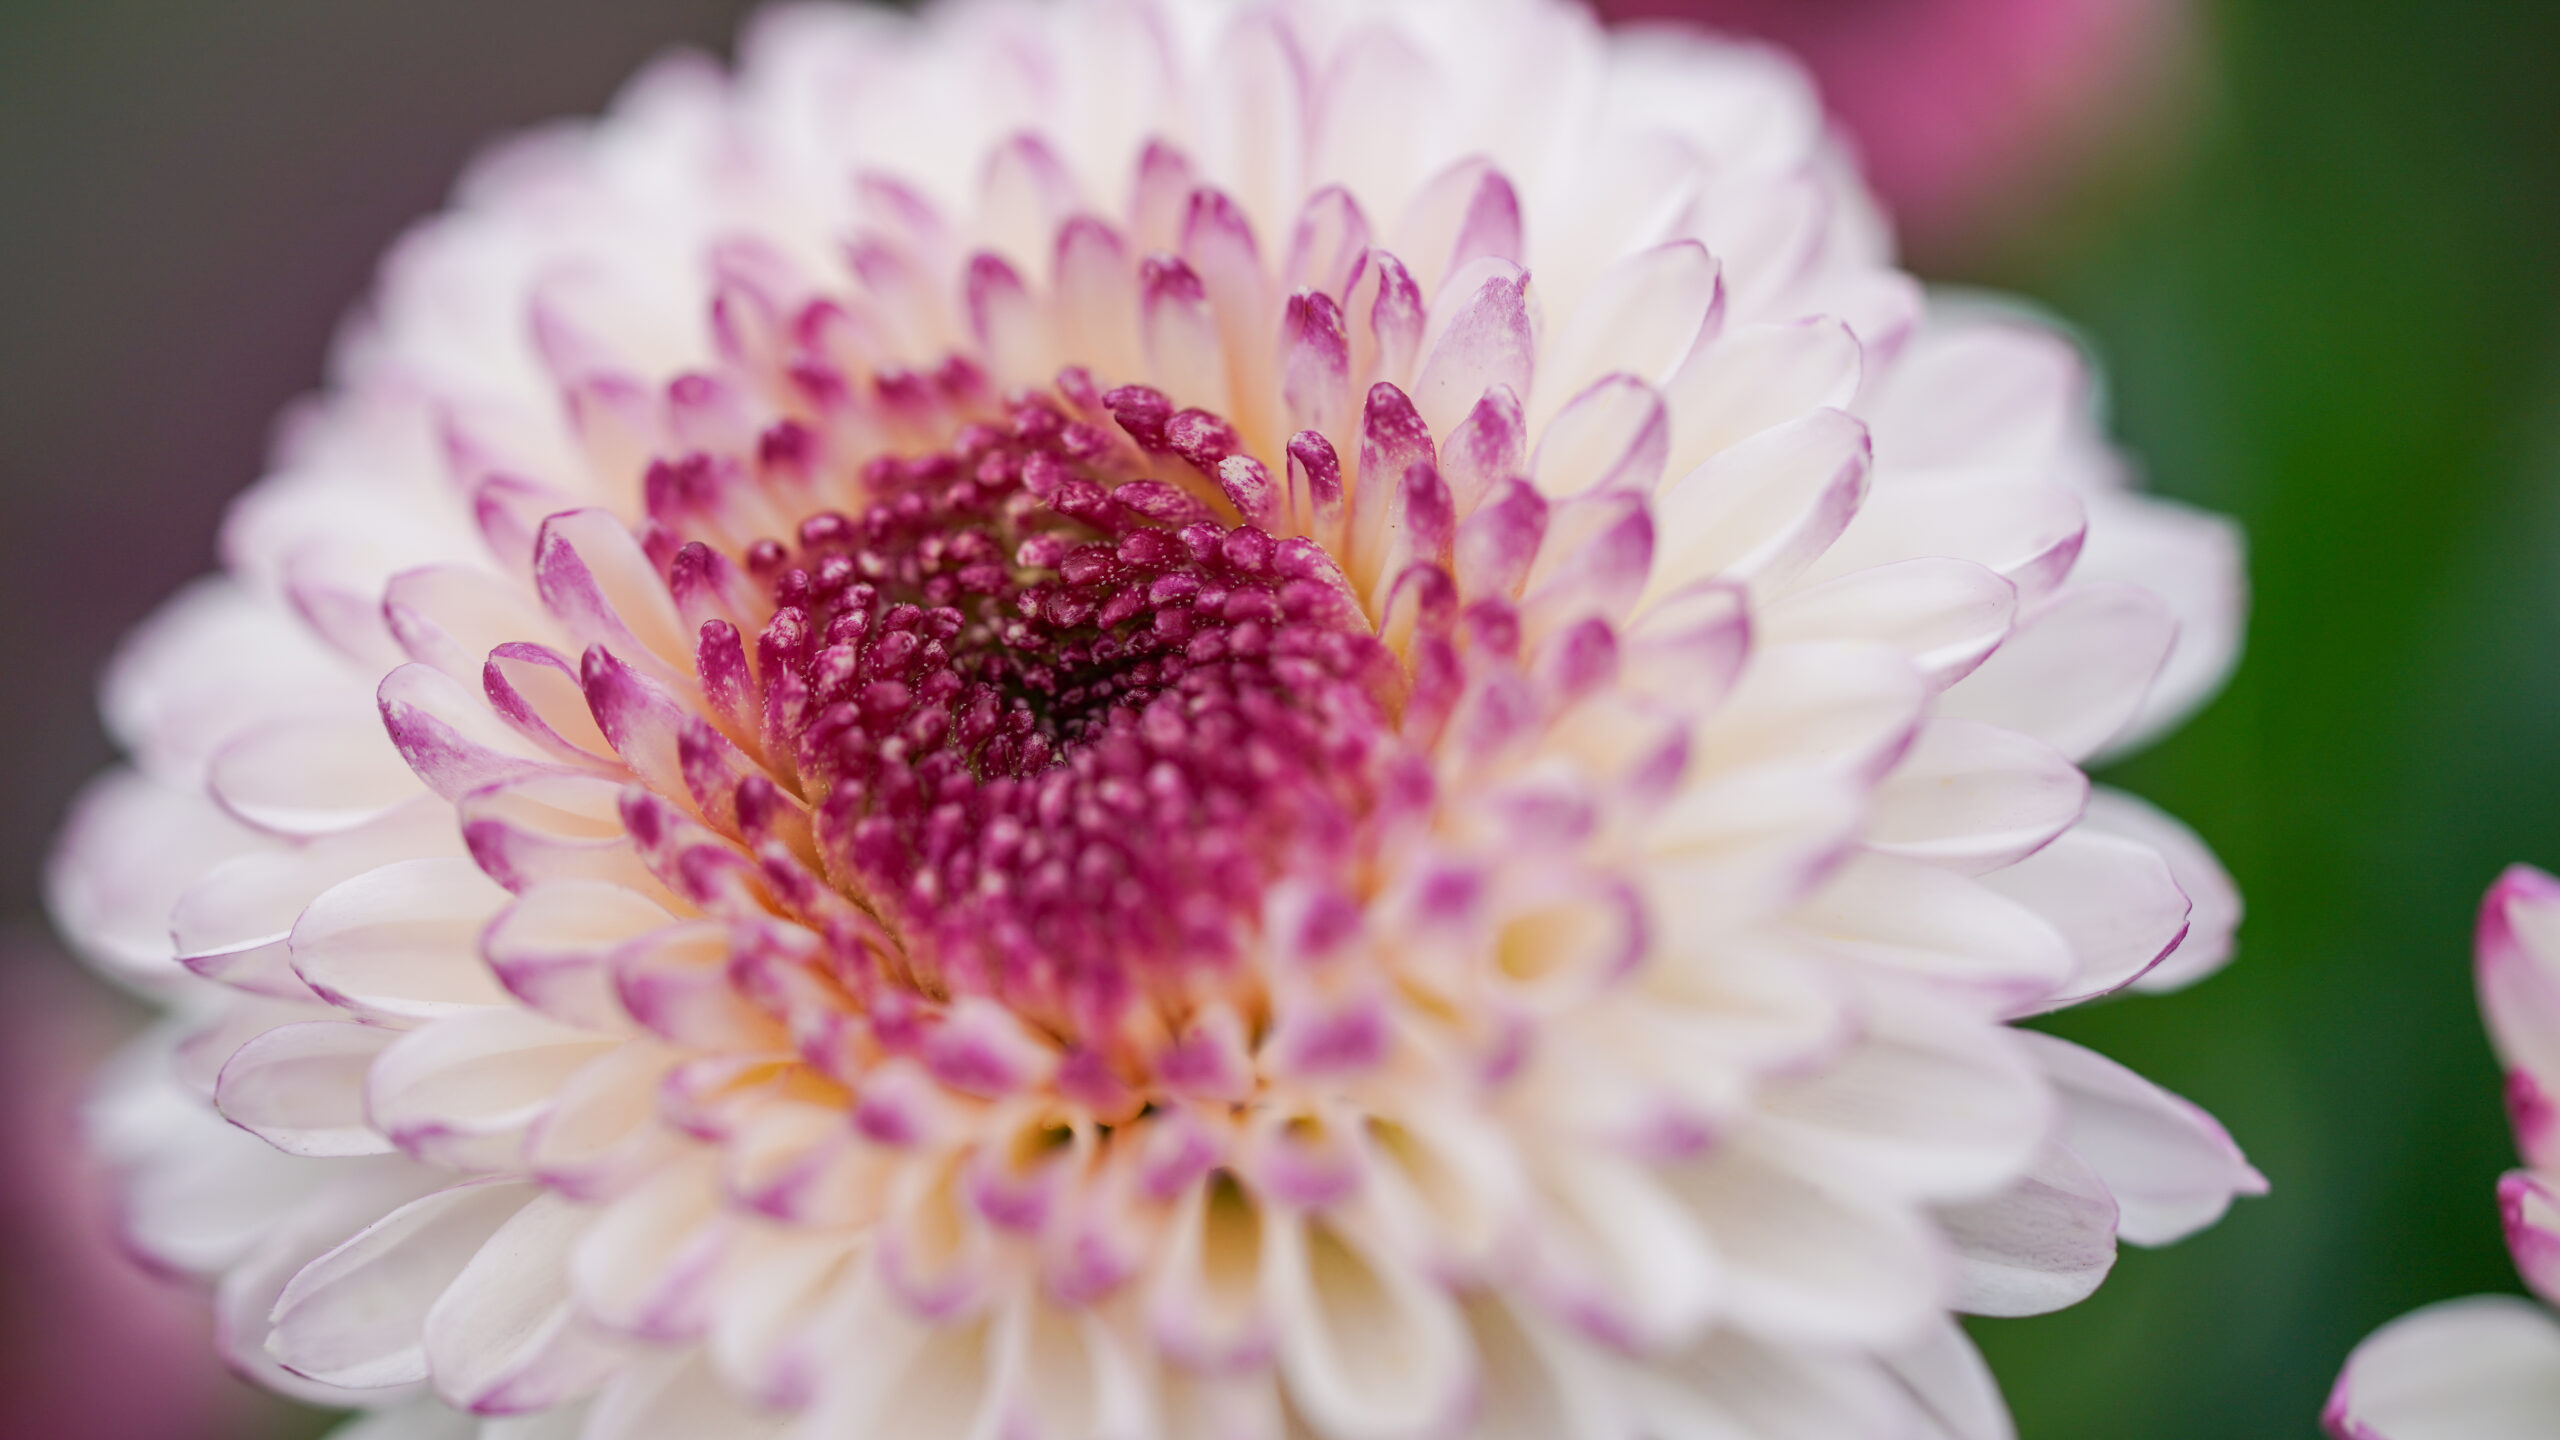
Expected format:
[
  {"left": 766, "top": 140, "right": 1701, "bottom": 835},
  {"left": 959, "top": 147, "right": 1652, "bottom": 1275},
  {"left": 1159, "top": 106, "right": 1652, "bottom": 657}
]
[
  {"left": 49, "top": 2, "right": 2260, "bottom": 1437},
  {"left": 2327, "top": 869, "right": 2560, "bottom": 1440}
]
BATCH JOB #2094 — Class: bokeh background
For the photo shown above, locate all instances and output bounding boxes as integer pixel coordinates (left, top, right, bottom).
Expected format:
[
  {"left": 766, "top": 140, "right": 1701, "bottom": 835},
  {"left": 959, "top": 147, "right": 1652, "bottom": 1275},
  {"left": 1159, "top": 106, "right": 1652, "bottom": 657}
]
[{"left": 3, "top": 0, "right": 2558, "bottom": 1436}]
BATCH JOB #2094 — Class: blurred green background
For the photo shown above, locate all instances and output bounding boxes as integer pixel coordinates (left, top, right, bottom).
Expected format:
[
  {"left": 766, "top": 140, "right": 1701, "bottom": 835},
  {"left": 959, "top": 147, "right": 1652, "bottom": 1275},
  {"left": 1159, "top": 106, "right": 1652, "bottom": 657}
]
[
  {"left": 1976, "top": 2, "right": 2560, "bottom": 1436},
  {"left": 3, "top": 1, "right": 2558, "bottom": 1437}
]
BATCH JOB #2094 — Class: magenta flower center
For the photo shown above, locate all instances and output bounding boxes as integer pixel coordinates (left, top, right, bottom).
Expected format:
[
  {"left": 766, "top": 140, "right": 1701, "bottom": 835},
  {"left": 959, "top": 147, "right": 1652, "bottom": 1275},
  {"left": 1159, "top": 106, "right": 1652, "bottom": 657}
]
[{"left": 672, "top": 380, "right": 1401, "bottom": 1052}]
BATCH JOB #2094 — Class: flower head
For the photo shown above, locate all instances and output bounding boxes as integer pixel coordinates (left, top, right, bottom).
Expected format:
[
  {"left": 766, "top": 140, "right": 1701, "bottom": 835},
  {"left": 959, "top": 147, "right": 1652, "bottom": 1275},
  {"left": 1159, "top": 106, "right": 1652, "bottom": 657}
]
[
  {"left": 51, "top": 1, "right": 2258, "bottom": 1435},
  {"left": 2327, "top": 867, "right": 2560, "bottom": 1439}
]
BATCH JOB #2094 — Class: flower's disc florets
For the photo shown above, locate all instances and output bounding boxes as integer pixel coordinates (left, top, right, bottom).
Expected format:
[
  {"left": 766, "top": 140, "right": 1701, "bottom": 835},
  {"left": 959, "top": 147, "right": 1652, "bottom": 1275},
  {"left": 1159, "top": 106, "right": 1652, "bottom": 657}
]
[{"left": 677, "top": 383, "right": 1399, "bottom": 1056}]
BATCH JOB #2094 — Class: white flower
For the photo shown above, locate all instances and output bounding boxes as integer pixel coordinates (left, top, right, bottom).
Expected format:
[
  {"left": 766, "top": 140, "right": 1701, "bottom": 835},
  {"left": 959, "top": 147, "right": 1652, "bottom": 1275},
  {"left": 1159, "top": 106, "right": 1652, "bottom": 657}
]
[
  {"left": 48, "top": 2, "right": 2261, "bottom": 1437},
  {"left": 2326, "top": 868, "right": 2560, "bottom": 1440}
]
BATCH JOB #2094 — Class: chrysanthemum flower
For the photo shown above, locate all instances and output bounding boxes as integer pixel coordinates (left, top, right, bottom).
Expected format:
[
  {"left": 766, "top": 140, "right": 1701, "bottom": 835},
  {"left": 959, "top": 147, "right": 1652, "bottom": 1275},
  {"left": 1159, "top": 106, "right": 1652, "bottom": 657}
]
[
  {"left": 48, "top": 2, "right": 2261, "bottom": 1436},
  {"left": 2327, "top": 868, "right": 2560, "bottom": 1440}
]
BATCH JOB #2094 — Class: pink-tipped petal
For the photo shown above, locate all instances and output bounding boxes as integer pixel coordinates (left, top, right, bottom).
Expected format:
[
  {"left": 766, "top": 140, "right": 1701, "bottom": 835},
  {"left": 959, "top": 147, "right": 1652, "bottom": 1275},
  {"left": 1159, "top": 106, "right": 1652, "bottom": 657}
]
[{"left": 2327, "top": 1296, "right": 2560, "bottom": 1440}]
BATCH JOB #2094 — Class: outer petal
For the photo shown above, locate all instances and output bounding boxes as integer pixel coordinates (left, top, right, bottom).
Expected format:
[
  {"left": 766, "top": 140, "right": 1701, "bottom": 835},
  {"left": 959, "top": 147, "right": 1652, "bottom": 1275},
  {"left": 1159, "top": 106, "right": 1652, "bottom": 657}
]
[
  {"left": 47, "top": 768, "right": 273, "bottom": 988},
  {"left": 2504, "top": 1170, "right": 2560, "bottom": 1310},
  {"left": 1938, "top": 1143, "right": 2117, "bottom": 1318},
  {"left": 2076, "top": 487, "right": 2247, "bottom": 761},
  {"left": 421, "top": 1191, "right": 624, "bottom": 1413},
  {"left": 1888, "top": 1319, "right": 2017, "bottom": 1440},
  {"left": 269, "top": 1178, "right": 540, "bottom": 1390},
  {"left": 2022, "top": 1032, "right": 2266, "bottom": 1245},
  {"left": 2327, "top": 1296, "right": 2560, "bottom": 1440},
  {"left": 1936, "top": 583, "right": 2176, "bottom": 763},
  {"left": 2481, "top": 866, "right": 2560, "bottom": 1164},
  {"left": 2084, "top": 788, "right": 2242, "bottom": 994}
]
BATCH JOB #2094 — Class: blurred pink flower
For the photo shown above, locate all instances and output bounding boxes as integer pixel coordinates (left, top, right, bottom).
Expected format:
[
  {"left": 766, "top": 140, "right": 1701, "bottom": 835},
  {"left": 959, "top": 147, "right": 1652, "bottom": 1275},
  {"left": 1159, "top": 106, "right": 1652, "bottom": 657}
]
[
  {"left": 0, "top": 948, "right": 266, "bottom": 1440},
  {"left": 1592, "top": 0, "right": 2193, "bottom": 249},
  {"left": 2326, "top": 868, "right": 2560, "bottom": 1438}
]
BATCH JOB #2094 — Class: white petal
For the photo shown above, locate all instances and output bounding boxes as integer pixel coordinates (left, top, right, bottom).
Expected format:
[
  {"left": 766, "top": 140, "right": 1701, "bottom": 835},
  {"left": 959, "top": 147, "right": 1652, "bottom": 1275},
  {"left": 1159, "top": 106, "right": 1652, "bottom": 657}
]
[
  {"left": 1266, "top": 1210, "right": 1474, "bottom": 1440},
  {"left": 482, "top": 879, "right": 673, "bottom": 1030},
  {"left": 571, "top": 1154, "right": 730, "bottom": 1342},
  {"left": 1149, "top": 1175, "right": 1276, "bottom": 1371},
  {"left": 218, "top": 1020, "right": 399, "bottom": 1157},
  {"left": 2023, "top": 1032, "right": 2266, "bottom": 1245},
  {"left": 1938, "top": 583, "right": 2176, "bottom": 762},
  {"left": 524, "top": 1041, "right": 685, "bottom": 1202},
  {"left": 1798, "top": 856, "right": 2076, "bottom": 1006},
  {"left": 1887, "top": 1320, "right": 2017, "bottom": 1440},
  {"left": 171, "top": 800, "right": 469, "bottom": 1000},
  {"left": 291, "top": 857, "right": 516, "bottom": 1020},
  {"left": 47, "top": 768, "right": 272, "bottom": 987},
  {"left": 207, "top": 1154, "right": 446, "bottom": 1407},
  {"left": 1535, "top": 241, "right": 1721, "bottom": 431},
  {"left": 1649, "top": 409, "right": 1870, "bottom": 600},
  {"left": 368, "top": 1009, "right": 620, "bottom": 1172},
  {"left": 2077, "top": 489, "right": 2246, "bottom": 760},
  {"left": 1467, "top": 1298, "right": 1624, "bottom": 1440},
  {"left": 707, "top": 1227, "right": 868, "bottom": 1410},
  {"left": 1759, "top": 558, "right": 2016, "bottom": 689},
  {"left": 2480, "top": 867, "right": 2560, "bottom": 1114},
  {"left": 1983, "top": 826, "right": 2190, "bottom": 1010},
  {"left": 1412, "top": 261, "right": 1538, "bottom": 440},
  {"left": 103, "top": 576, "right": 360, "bottom": 784},
  {"left": 324, "top": 1403, "right": 475, "bottom": 1440},
  {"left": 1661, "top": 317, "right": 1860, "bottom": 476},
  {"left": 2505, "top": 1170, "right": 2560, "bottom": 1309},
  {"left": 2083, "top": 788, "right": 2242, "bottom": 994},
  {"left": 796, "top": 1283, "right": 992, "bottom": 1440},
  {"left": 269, "top": 1178, "right": 538, "bottom": 1390},
  {"left": 1640, "top": 1325, "right": 1907, "bottom": 1440},
  {"left": 582, "top": 1351, "right": 788, "bottom": 1440},
  {"left": 2328, "top": 1296, "right": 2560, "bottom": 1440},
  {"left": 90, "top": 1033, "right": 335, "bottom": 1274},
  {"left": 1531, "top": 375, "right": 1668, "bottom": 499},
  {"left": 1662, "top": 1142, "right": 1945, "bottom": 1347},
  {"left": 1644, "top": 766, "right": 1865, "bottom": 940},
  {"left": 1939, "top": 1143, "right": 2117, "bottom": 1318},
  {"left": 421, "top": 1190, "right": 623, "bottom": 1412},
  {"left": 983, "top": 1291, "right": 1152, "bottom": 1440},
  {"left": 533, "top": 509, "right": 692, "bottom": 677},
  {"left": 1867, "top": 719, "right": 2087, "bottom": 876},
  {"left": 1862, "top": 317, "right": 2080, "bottom": 475},
  {"left": 1808, "top": 476, "right": 2086, "bottom": 605},
  {"left": 1522, "top": 1146, "right": 1721, "bottom": 1348},
  {"left": 1752, "top": 990, "right": 2049, "bottom": 1202},
  {"left": 1690, "top": 639, "right": 1924, "bottom": 782},
  {"left": 383, "top": 563, "right": 560, "bottom": 681},
  {"left": 210, "top": 710, "right": 427, "bottom": 836}
]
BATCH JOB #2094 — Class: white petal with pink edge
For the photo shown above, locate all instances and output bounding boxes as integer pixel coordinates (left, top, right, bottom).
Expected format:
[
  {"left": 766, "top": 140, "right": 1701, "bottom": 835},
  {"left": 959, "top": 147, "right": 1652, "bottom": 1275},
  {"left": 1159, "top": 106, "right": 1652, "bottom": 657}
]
[{"left": 2327, "top": 1296, "right": 2560, "bottom": 1440}]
